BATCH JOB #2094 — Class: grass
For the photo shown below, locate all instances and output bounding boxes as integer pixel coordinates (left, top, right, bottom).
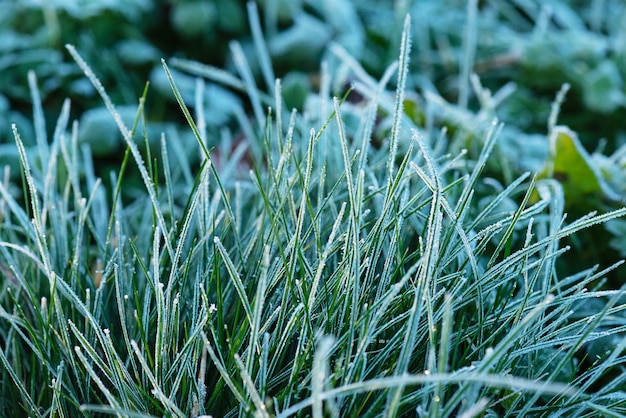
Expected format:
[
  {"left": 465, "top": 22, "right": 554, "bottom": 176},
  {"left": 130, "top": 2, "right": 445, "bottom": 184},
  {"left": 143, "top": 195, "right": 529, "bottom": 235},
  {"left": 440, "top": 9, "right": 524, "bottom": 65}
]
[{"left": 1, "top": 8, "right": 626, "bottom": 418}]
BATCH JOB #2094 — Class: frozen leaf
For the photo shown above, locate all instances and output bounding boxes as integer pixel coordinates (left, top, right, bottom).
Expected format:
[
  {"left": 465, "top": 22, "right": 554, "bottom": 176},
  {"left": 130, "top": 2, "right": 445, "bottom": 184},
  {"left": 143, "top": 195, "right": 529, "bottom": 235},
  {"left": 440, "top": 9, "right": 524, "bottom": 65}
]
[
  {"left": 538, "top": 126, "right": 619, "bottom": 204},
  {"left": 521, "top": 31, "right": 608, "bottom": 88},
  {"left": 605, "top": 218, "right": 626, "bottom": 257},
  {"left": 269, "top": 13, "right": 331, "bottom": 66},
  {"left": 593, "top": 153, "right": 626, "bottom": 197},
  {"left": 582, "top": 60, "right": 626, "bottom": 113},
  {"left": 317, "top": 0, "right": 365, "bottom": 58},
  {"left": 171, "top": 2, "right": 216, "bottom": 39}
]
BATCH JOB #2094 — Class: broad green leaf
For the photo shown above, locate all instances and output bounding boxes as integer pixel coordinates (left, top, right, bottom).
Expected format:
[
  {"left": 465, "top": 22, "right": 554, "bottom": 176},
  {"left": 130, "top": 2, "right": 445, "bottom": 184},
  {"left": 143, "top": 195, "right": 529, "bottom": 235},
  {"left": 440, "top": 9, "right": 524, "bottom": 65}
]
[{"left": 538, "top": 126, "right": 618, "bottom": 204}]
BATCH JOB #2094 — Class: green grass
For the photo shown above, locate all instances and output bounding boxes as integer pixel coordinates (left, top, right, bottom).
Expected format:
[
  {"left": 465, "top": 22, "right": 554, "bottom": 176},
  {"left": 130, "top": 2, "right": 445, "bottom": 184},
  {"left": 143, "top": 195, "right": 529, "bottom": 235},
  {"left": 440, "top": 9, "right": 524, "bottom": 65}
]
[{"left": 1, "top": 8, "right": 626, "bottom": 418}]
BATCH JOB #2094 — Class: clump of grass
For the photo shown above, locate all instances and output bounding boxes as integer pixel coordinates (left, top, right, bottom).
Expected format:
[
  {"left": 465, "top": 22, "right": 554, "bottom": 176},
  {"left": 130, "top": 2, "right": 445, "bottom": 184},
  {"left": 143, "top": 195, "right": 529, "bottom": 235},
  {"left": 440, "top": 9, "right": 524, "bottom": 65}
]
[{"left": 1, "top": 13, "right": 626, "bottom": 418}]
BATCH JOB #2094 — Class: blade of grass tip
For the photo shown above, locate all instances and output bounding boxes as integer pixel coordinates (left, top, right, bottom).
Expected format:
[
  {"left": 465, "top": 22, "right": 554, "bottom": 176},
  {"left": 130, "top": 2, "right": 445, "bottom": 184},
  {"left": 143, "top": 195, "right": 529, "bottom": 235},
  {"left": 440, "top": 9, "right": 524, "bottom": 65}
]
[
  {"left": 65, "top": 45, "right": 174, "bottom": 258},
  {"left": 312, "top": 336, "right": 335, "bottom": 418},
  {"left": 265, "top": 109, "right": 294, "bottom": 202},
  {"left": 67, "top": 319, "right": 113, "bottom": 378},
  {"left": 100, "top": 328, "right": 143, "bottom": 410},
  {"left": 548, "top": 84, "right": 570, "bottom": 134},
  {"left": 50, "top": 362, "right": 65, "bottom": 416},
  {"left": 557, "top": 207, "right": 626, "bottom": 238},
  {"left": 28, "top": 71, "right": 49, "bottom": 172},
  {"left": 230, "top": 40, "right": 265, "bottom": 128},
  {"left": 73, "top": 345, "right": 123, "bottom": 411},
  {"left": 387, "top": 14, "right": 411, "bottom": 183},
  {"left": 183, "top": 161, "right": 216, "bottom": 244},
  {"left": 247, "top": 1, "right": 275, "bottom": 91},
  {"left": 458, "top": 0, "right": 478, "bottom": 109},
  {"left": 234, "top": 354, "right": 270, "bottom": 417}
]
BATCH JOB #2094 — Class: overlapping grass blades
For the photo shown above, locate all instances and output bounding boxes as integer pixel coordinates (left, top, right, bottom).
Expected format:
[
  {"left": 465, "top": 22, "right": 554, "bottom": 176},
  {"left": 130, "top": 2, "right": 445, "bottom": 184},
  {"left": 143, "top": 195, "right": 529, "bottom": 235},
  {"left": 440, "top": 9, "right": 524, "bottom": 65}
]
[{"left": 0, "top": 11, "right": 625, "bottom": 418}]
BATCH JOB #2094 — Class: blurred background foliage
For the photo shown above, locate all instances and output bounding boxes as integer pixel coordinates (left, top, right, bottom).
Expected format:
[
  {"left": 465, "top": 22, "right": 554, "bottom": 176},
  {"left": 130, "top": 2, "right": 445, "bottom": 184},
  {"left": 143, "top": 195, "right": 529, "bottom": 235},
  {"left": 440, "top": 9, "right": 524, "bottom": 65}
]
[{"left": 1, "top": 0, "right": 626, "bottom": 282}]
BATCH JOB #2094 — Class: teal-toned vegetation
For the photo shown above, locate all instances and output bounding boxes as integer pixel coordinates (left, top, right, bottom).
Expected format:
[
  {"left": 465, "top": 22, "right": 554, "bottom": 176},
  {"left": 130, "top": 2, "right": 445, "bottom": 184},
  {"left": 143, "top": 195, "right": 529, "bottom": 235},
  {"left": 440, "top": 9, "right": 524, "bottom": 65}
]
[{"left": 1, "top": 1, "right": 626, "bottom": 416}]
